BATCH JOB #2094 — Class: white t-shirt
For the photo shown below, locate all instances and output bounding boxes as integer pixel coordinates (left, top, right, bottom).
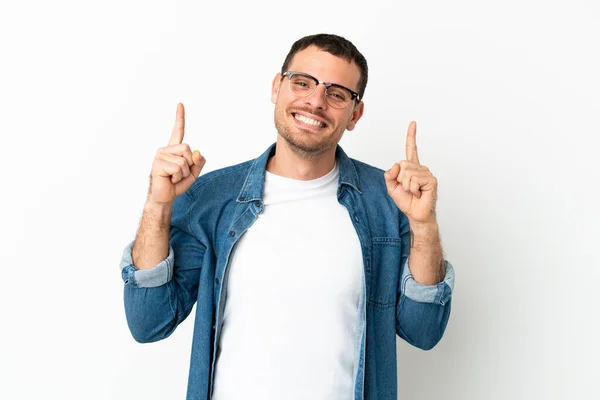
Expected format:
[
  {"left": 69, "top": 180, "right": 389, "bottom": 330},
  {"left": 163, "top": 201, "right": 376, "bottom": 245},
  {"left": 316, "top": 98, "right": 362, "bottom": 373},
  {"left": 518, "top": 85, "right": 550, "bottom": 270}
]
[{"left": 211, "top": 163, "right": 364, "bottom": 400}]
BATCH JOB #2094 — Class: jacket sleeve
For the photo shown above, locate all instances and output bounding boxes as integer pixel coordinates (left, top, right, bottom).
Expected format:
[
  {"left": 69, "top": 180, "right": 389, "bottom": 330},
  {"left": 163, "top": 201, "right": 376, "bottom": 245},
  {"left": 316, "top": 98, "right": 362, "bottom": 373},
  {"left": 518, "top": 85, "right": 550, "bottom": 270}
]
[
  {"left": 119, "top": 192, "right": 205, "bottom": 343},
  {"left": 395, "top": 216, "right": 455, "bottom": 350}
]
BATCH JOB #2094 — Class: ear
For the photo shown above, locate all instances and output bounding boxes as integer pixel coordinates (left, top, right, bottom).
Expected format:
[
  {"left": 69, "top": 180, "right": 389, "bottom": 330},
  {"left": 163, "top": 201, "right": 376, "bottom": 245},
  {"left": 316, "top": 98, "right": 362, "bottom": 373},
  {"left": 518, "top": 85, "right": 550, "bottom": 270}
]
[
  {"left": 345, "top": 101, "right": 365, "bottom": 131},
  {"left": 271, "top": 73, "right": 283, "bottom": 104}
]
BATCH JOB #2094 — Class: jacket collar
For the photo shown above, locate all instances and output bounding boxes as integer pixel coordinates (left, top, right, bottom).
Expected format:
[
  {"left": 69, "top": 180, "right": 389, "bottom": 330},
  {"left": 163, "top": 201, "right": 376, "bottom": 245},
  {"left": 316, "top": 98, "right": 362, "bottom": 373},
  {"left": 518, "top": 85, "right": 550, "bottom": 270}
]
[{"left": 236, "top": 143, "right": 362, "bottom": 203}]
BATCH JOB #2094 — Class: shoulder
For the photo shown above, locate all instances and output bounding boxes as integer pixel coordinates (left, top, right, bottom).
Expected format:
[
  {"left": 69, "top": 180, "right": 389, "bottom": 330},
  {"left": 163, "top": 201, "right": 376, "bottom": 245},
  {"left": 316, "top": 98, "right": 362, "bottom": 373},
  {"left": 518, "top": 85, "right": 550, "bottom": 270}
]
[
  {"left": 170, "top": 157, "right": 258, "bottom": 232},
  {"left": 350, "top": 157, "right": 385, "bottom": 176},
  {"left": 346, "top": 157, "right": 402, "bottom": 220},
  {"left": 171, "top": 157, "right": 256, "bottom": 217},
  {"left": 344, "top": 158, "right": 408, "bottom": 239},
  {"left": 349, "top": 158, "right": 388, "bottom": 191},
  {"left": 186, "top": 158, "right": 256, "bottom": 197}
]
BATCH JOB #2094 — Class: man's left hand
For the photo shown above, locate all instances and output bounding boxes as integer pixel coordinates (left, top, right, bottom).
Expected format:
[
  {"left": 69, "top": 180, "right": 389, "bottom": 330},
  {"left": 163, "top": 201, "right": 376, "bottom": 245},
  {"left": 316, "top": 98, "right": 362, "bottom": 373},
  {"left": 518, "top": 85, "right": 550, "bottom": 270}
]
[{"left": 384, "top": 121, "right": 438, "bottom": 225}]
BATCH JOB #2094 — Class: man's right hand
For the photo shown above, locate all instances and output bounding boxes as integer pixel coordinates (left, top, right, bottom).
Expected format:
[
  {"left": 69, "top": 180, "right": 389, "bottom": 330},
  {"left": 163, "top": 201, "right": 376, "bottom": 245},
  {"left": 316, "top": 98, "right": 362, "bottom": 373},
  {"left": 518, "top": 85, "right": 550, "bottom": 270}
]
[{"left": 147, "top": 103, "right": 206, "bottom": 205}]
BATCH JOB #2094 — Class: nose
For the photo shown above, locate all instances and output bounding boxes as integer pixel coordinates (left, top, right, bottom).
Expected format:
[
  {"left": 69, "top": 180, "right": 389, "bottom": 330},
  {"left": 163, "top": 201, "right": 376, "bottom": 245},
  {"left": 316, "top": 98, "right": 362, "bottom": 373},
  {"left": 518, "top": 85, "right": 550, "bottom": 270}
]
[{"left": 304, "top": 83, "right": 328, "bottom": 109}]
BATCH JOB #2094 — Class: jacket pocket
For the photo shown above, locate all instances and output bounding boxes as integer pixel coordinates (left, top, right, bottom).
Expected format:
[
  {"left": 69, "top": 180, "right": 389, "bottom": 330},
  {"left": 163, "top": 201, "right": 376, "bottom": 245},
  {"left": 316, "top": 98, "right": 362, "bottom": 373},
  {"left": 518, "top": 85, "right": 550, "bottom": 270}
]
[{"left": 368, "top": 237, "right": 404, "bottom": 307}]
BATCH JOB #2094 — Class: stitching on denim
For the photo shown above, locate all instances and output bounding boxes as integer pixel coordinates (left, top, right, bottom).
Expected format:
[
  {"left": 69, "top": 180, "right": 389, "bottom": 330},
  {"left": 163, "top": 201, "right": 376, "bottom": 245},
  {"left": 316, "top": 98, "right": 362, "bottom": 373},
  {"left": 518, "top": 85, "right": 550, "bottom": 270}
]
[
  {"left": 228, "top": 204, "right": 254, "bottom": 234},
  {"left": 340, "top": 157, "right": 362, "bottom": 193},
  {"left": 367, "top": 299, "right": 395, "bottom": 308},
  {"left": 237, "top": 157, "right": 261, "bottom": 199},
  {"left": 372, "top": 237, "right": 402, "bottom": 244},
  {"left": 184, "top": 192, "right": 194, "bottom": 239},
  {"left": 165, "top": 258, "right": 176, "bottom": 320},
  {"left": 349, "top": 158, "right": 384, "bottom": 191}
]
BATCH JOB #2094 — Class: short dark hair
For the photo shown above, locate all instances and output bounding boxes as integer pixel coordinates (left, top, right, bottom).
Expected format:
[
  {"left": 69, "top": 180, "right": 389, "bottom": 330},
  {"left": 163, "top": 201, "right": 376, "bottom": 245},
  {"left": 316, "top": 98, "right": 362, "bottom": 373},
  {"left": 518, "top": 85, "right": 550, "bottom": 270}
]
[{"left": 281, "top": 33, "right": 368, "bottom": 100}]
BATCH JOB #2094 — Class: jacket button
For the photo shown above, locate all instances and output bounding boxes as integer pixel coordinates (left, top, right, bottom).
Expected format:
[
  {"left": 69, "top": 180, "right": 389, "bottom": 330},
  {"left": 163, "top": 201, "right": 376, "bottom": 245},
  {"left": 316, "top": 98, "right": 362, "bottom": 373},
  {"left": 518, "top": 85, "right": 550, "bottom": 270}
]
[
  {"left": 254, "top": 200, "right": 261, "bottom": 207},
  {"left": 215, "top": 278, "right": 220, "bottom": 285},
  {"left": 228, "top": 231, "right": 235, "bottom": 237}
]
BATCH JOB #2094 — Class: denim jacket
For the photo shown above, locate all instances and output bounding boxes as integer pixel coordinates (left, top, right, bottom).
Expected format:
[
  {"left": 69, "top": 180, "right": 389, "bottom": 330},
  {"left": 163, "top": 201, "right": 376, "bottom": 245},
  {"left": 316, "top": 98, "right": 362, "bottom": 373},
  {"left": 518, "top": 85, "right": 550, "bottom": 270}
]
[{"left": 120, "top": 144, "right": 455, "bottom": 400}]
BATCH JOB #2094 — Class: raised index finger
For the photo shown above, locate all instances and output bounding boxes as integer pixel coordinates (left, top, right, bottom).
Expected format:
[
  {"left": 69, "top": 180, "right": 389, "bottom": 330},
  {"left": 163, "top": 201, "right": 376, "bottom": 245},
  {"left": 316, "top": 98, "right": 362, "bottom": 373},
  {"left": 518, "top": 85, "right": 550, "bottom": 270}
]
[
  {"left": 405, "top": 120, "right": 420, "bottom": 164},
  {"left": 168, "top": 103, "right": 185, "bottom": 146}
]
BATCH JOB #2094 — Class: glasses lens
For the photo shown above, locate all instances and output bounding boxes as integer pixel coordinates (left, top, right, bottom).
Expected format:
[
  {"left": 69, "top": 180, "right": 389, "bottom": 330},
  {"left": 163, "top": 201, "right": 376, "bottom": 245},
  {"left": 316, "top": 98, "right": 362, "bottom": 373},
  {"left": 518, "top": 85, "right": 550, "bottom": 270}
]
[
  {"left": 325, "top": 86, "right": 352, "bottom": 109},
  {"left": 289, "top": 74, "right": 316, "bottom": 97},
  {"left": 287, "top": 73, "right": 354, "bottom": 109}
]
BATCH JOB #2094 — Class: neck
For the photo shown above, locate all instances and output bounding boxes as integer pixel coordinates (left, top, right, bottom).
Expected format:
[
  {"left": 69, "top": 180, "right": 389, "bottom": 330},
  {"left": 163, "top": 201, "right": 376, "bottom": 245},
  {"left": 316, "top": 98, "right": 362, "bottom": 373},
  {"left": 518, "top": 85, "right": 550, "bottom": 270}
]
[{"left": 266, "top": 137, "right": 337, "bottom": 181}]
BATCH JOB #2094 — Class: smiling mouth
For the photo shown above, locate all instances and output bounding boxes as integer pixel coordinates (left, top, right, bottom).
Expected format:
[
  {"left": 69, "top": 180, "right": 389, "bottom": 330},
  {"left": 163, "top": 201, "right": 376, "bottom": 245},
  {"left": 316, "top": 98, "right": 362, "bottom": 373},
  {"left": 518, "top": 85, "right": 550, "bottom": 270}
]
[{"left": 292, "top": 113, "right": 327, "bottom": 128}]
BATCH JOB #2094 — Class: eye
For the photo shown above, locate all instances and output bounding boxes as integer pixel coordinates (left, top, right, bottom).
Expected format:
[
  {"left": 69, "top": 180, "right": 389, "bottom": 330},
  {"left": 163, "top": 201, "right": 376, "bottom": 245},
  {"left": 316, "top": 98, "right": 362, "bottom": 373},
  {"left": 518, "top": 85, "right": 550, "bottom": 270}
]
[
  {"left": 291, "top": 76, "right": 313, "bottom": 90},
  {"left": 328, "top": 88, "right": 348, "bottom": 101}
]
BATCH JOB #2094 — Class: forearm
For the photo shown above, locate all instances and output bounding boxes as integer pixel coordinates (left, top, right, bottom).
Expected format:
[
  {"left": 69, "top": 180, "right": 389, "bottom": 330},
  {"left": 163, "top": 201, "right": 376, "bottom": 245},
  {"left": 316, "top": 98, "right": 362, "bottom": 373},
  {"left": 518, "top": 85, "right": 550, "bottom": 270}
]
[
  {"left": 408, "top": 220, "right": 445, "bottom": 285},
  {"left": 396, "top": 295, "right": 451, "bottom": 350},
  {"left": 132, "top": 201, "right": 173, "bottom": 269}
]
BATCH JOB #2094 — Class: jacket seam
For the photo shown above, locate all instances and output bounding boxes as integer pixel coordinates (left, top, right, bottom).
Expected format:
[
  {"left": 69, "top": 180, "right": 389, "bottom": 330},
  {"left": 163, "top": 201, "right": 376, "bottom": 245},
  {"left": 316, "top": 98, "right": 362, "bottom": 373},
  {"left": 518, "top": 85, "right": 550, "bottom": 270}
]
[
  {"left": 166, "top": 278, "right": 176, "bottom": 322},
  {"left": 237, "top": 156, "right": 261, "bottom": 198},
  {"left": 372, "top": 239, "right": 402, "bottom": 244},
  {"left": 367, "top": 299, "right": 395, "bottom": 308}
]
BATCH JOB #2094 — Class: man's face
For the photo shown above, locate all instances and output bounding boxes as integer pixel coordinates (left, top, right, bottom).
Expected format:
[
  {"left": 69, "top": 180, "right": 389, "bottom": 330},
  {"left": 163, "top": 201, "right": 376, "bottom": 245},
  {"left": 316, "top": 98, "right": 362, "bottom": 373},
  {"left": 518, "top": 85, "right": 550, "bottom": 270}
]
[{"left": 271, "top": 46, "right": 364, "bottom": 158}]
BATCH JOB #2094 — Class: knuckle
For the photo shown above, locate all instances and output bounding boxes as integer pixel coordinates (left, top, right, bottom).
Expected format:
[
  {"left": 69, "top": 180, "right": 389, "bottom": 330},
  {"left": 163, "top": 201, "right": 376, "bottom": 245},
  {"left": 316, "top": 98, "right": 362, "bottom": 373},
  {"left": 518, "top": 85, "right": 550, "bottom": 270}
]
[
  {"left": 175, "top": 157, "right": 186, "bottom": 167},
  {"left": 153, "top": 156, "right": 164, "bottom": 167}
]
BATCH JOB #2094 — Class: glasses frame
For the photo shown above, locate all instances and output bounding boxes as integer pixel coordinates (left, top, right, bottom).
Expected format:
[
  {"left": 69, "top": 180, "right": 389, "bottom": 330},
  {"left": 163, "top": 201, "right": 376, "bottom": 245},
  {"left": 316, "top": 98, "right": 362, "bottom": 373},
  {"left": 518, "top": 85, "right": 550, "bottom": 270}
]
[{"left": 281, "top": 71, "right": 361, "bottom": 108}]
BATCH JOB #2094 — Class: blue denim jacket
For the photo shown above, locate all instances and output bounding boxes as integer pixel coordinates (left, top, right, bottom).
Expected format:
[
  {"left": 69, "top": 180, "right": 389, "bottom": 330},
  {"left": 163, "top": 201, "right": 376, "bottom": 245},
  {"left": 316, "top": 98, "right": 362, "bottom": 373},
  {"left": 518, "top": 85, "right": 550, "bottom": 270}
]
[{"left": 120, "top": 144, "right": 454, "bottom": 400}]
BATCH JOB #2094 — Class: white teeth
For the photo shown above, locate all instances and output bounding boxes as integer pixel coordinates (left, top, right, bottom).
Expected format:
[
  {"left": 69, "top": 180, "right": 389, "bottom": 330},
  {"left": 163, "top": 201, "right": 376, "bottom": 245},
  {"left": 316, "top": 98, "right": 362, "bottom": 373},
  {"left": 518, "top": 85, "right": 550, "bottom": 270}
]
[{"left": 294, "top": 113, "right": 323, "bottom": 127}]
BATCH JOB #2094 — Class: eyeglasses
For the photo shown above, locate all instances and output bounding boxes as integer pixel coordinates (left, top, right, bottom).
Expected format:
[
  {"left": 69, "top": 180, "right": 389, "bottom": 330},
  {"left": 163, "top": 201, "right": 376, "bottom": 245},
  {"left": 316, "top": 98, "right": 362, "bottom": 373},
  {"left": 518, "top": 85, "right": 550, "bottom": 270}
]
[{"left": 281, "top": 71, "right": 361, "bottom": 109}]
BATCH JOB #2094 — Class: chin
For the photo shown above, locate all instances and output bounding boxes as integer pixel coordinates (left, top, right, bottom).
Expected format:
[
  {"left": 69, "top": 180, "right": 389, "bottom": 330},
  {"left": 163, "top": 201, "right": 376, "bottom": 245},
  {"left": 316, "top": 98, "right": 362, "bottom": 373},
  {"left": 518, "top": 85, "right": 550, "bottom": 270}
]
[{"left": 283, "top": 133, "right": 337, "bottom": 158}]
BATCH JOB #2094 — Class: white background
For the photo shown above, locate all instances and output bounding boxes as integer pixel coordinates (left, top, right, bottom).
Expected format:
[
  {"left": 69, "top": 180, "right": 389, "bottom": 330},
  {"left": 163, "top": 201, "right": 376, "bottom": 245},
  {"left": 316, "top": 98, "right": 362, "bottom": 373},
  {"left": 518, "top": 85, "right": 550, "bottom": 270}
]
[{"left": 1, "top": 0, "right": 598, "bottom": 399}]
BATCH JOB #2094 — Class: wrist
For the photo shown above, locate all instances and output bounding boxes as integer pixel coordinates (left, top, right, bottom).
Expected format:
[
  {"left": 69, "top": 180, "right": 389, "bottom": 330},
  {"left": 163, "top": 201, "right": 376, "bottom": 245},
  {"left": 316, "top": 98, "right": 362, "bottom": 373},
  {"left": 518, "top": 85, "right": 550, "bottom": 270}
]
[
  {"left": 408, "top": 218, "right": 439, "bottom": 236},
  {"left": 143, "top": 200, "right": 173, "bottom": 224}
]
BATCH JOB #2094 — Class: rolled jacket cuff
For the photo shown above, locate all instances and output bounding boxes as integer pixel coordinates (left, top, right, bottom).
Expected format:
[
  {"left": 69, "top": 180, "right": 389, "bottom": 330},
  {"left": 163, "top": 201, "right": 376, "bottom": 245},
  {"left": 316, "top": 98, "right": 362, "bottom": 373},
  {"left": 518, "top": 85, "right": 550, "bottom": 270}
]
[
  {"left": 401, "top": 258, "right": 454, "bottom": 306},
  {"left": 119, "top": 240, "right": 174, "bottom": 288}
]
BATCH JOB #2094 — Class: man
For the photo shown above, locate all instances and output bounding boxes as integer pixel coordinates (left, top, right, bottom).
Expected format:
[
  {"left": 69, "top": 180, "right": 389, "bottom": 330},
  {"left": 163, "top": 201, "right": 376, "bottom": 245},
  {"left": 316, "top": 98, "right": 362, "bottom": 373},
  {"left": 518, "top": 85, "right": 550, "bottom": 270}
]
[{"left": 120, "top": 33, "right": 454, "bottom": 400}]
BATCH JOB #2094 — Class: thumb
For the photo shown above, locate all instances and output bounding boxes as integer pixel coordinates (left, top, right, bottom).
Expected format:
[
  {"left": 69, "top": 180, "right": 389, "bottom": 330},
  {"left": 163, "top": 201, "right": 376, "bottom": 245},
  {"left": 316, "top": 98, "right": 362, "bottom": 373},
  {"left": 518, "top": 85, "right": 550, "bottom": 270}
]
[
  {"left": 384, "top": 163, "right": 400, "bottom": 182},
  {"left": 384, "top": 163, "right": 401, "bottom": 193},
  {"left": 190, "top": 150, "right": 206, "bottom": 178}
]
